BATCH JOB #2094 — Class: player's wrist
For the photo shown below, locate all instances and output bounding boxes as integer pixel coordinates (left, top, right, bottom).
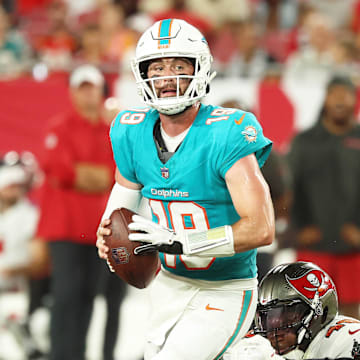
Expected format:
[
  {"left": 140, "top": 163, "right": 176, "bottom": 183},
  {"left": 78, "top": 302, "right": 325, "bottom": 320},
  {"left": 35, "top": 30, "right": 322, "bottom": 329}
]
[{"left": 182, "top": 225, "right": 235, "bottom": 257}]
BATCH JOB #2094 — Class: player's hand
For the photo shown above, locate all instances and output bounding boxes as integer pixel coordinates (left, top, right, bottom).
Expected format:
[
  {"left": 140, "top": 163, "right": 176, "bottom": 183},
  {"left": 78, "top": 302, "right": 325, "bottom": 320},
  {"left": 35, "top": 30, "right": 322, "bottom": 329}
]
[
  {"left": 96, "top": 219, "right": 115, "bottom": 272},
  {"left": 229, "top": 335, "right": 283, "bottom": 360},
  {"left": 341, "top": 223, "right": 360, "bottom": 248},
  {"left": 128, "top": 215, "right": 184, "bottom": 255},
  {"left": 297, "top": 225, "right": 322, "bottom": 246}
]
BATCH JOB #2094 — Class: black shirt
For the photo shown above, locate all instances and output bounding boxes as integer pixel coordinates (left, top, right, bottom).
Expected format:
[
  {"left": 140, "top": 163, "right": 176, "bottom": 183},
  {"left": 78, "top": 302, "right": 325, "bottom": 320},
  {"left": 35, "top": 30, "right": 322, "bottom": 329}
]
[{"left": 288, "top": 120, "right": 360, "bottom": 253}]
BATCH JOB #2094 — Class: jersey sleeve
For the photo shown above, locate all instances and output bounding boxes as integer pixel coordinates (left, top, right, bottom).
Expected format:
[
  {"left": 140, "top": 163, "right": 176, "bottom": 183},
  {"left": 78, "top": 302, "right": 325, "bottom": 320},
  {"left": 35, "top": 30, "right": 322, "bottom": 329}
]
[
  {"left": 109, "top": 110, "right": 140, "bottom": 184},
  {"left": 219, "top": 111, "right": 272, "bottom": 178}
]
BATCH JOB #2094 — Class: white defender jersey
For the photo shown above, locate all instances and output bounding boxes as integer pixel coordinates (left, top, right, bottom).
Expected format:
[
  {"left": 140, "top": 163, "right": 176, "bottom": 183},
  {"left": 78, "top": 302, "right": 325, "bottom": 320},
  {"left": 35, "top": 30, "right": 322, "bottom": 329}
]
[
  {"left": 225, "top": 315, "right": 360, "bottom": 360},
  {"left": 0, "top": 199, "right": 39, "bottom": 290},
  {"left": 292, "top": 315, "right": 360, "bottom": 359}
]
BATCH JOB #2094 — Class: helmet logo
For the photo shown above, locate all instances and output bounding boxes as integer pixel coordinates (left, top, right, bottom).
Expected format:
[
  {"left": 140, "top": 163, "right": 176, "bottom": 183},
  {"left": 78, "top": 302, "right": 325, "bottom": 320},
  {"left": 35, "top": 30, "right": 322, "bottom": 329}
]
[{"left": 286, "top": 269, "right": 335, "bottom": 302}]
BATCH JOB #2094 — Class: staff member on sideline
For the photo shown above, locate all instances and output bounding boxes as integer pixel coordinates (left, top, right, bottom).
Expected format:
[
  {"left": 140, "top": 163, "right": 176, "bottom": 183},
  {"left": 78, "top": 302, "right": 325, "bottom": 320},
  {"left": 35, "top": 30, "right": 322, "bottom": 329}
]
[{"left": 36, "top": 65, "right": 114, "bottom": 360}]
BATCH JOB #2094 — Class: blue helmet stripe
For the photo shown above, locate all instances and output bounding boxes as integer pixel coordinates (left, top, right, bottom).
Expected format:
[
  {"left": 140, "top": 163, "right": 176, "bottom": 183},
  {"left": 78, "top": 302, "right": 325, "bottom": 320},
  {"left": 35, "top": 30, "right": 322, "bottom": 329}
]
[{"left": 159, "top": 19, "right": 172, "bottom": 45}]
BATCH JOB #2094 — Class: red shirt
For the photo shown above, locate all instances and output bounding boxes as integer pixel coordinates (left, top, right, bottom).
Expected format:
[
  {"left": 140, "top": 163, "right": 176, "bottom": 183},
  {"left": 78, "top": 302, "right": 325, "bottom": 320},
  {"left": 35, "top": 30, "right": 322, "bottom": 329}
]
[{"left": 36, "top": 109, "right": 114, "bottom": 244}]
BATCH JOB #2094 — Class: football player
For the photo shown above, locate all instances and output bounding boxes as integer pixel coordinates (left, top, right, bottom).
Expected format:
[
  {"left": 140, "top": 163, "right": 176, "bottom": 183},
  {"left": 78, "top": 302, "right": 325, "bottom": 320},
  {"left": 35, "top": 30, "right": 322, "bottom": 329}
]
[
  {"left": 96, "top": 19, "right": 275, "bottom": 360},
  {"left": 224, "top": 261, "right": 360, "bottom": 360}
]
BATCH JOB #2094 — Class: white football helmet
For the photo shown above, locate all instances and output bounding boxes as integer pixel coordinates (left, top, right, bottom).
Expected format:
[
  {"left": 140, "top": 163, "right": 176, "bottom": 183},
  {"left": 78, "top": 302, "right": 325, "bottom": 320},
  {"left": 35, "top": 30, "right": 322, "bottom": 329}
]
[{"left": 131, "top": 19, "right": 216, "bottom": 115}]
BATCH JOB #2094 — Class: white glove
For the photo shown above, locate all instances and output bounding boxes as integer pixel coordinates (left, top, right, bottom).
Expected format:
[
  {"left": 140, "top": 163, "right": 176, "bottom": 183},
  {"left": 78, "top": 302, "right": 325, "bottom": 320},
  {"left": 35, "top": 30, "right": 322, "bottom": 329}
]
[
  {"left": 227, "top": 335, "right": 283, "bottom": 360},
  {"left": 128, "top": 215, "right": 184, "bottom": 255},
  {"left": 128, "top": 215, "right": 235, "bottom": 257}
]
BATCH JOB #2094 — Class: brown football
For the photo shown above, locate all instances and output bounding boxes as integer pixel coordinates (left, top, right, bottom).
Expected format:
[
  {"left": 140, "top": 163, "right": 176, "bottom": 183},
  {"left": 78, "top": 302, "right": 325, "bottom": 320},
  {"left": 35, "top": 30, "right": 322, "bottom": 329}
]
[{"left": 104, "top": 208, "right": 160, "bottom": 289}]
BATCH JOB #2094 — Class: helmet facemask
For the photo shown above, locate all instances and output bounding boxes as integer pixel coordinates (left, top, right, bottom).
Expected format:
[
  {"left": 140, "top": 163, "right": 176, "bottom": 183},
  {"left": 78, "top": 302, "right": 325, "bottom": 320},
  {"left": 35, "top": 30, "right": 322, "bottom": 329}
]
[
  {"left": 255, "top": 300, "right": 313, "bottom": 355},
  {"left": 131, "top": 55, "right": 214, "bottom": 115}
]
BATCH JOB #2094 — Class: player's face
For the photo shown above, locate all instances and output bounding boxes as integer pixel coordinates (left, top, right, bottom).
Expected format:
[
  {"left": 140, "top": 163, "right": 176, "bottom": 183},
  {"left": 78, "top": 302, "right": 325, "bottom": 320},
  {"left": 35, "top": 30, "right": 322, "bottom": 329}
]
[
  {"left": 256, "top": 302, "right": 309, "bottom": 355},
  {"left": 266, "top": 328, "right": 298, "bottom": 355},
  {"left": 147, "top": 57, "right": 194, "bottom": 98}
]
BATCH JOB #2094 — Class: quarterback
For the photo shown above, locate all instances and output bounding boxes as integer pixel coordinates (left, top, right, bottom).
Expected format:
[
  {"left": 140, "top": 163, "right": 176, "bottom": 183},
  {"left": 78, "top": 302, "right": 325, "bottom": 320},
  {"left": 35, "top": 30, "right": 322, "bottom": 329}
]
[
  {"left": 96, "top": 19, "right": 275, "bottom": 360},
  {"left": 225, "top": 262, "right": 360, "bottom": 360}
]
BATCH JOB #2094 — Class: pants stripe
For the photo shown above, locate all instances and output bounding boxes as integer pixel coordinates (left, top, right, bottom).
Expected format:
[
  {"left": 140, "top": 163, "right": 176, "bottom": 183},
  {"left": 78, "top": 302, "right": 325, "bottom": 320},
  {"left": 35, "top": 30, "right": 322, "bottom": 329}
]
[{"left": 213, "top": 289, "right": 254, "bottom": 360}]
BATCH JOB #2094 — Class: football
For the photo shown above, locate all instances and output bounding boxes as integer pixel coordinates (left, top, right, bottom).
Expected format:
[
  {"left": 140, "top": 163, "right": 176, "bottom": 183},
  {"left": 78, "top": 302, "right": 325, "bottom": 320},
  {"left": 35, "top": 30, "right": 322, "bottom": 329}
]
[{"left": 104, "top": 208, "right": 160, "bottom": 289}]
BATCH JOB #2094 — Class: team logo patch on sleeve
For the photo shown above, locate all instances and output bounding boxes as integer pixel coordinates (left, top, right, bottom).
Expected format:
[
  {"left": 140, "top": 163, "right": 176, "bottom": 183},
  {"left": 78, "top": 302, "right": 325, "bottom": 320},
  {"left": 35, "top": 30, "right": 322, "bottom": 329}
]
[{"left": 241, "top": 126, "right": 257, "bottom": 143}]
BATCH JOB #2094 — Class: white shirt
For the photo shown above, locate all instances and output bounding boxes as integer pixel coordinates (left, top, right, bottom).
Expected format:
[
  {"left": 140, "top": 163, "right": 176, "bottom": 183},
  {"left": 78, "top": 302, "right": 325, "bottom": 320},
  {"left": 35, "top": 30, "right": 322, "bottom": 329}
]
[
  {"left": 224, "top": 314, "right": 360, "bottom": 360},
  {"left": 0, "top": 199, "right": 38, "bottom": 290}
]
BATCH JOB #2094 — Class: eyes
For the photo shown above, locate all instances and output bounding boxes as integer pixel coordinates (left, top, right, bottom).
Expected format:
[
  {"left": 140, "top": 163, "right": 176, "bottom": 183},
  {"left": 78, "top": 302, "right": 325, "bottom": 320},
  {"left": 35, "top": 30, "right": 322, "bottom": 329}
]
[
  {"left": 150, "top": 64, "right": 185, "bottom": 72},
  {"left": 148, "top": 61, "right": 193, "bottom": 77}
]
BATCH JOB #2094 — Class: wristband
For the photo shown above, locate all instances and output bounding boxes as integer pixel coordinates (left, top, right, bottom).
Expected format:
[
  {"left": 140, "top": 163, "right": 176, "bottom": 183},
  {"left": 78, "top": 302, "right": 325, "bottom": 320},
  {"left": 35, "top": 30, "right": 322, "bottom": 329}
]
[{"left": 184, "top": 225, "right": 235, "bottom": 257}]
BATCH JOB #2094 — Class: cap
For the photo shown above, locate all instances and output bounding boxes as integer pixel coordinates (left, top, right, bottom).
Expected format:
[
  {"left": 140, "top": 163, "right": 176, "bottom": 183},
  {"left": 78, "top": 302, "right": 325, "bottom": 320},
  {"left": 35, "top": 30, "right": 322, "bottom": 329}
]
[{"left": 69, "top": 65, "right": 105, "bottom": 88}]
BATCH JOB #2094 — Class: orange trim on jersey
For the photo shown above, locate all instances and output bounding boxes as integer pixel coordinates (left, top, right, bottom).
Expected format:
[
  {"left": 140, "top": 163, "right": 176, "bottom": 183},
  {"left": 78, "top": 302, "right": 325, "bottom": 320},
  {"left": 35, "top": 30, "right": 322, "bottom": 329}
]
[
  {"left": 179, "top": 255, "right": 216, "bottom": 270},
  {"left": 182, "top": 213, "right": 196, "bottom": 230}
]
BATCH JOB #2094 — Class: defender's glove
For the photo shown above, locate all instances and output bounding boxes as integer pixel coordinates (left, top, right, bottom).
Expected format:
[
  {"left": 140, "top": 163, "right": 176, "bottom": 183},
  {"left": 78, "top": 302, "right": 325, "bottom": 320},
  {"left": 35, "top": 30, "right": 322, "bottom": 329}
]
[
  {"left": 227, "top": 335, "right": 284, "bottom": 360},
  {"left": 128, "top": 215, "right": 235, "bottom": 257}
]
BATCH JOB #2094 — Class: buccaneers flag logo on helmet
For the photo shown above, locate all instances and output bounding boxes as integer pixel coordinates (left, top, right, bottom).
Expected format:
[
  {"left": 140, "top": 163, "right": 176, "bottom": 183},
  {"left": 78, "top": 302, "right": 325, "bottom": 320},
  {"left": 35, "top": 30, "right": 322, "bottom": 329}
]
[{"left": 285, "top": 269, "right": 336, "bottom": 301}]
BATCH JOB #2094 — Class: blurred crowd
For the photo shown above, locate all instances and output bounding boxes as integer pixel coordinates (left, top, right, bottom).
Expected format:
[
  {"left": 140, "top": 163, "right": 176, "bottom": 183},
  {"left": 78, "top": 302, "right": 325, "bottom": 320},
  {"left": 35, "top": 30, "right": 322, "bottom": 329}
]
[
  {"left": 1, "top": 0, "right": 360, "bottom": 85},
  {"left": 1, "top": 0, "right": 360, "bottom": 359}
]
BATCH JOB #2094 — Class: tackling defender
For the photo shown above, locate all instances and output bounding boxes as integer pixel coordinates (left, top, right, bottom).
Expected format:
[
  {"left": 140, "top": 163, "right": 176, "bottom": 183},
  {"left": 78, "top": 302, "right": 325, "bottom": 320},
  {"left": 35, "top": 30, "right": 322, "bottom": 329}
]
[
  {"left": 225, "top": 261, "right": 360, "bottom": 360},
  {"left": 97, "top": 19, "right": 275, "bottom": 360}
]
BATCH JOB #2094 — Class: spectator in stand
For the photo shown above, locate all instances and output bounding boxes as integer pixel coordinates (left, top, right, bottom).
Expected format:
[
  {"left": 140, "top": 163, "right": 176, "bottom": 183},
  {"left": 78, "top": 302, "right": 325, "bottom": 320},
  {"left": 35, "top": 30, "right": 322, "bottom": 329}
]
[
  {"left": 254, "top": 0, "right": 300, "bottom": 62},
  {"left": 72, "top": 23, "right": 119, "bottom": 73},
  {"left": 215, "top": 18, "right": 278, "bottom": 79},
  {"left": 0, "top": 5, "right": 32, "bottom": 79},
  {"left": 98, "top": 2, "right": 137, "bottom": 64},
  {"left": 306, "top": 0, "right": 356, "bottom": 30},
  {"left": 33, "top": 0, "right": 77, "bottom": 72},
  {"left": 287, "top": 75, "right": 360, "bottom": 319},
  {"left": 35, "top": 64, "right": 115, "bottom": 360},
  {"left": 151, "top": 0, "right": 213, "bottom": 39},
  {"left": 330, "top": 32, "right": 359, "bottom": 78},
  {"left": 283, "top": 11, "right": 338, "bottom": 85},
  {"left": 113, "top": 0, "right": 139, "bottom": 18},
  {"left": 140, "top": 0, "right": 250, "bottom": 30}
]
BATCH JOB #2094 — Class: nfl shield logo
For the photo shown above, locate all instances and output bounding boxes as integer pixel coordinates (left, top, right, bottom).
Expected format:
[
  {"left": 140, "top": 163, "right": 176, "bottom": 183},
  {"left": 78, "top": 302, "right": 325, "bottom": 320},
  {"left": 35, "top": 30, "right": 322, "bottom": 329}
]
[
  {"left": 160, "top": 167, "right": 169, "bottom": 179},
  {"left": 111, "top": 247, "right": 130, "bottom": 264}
]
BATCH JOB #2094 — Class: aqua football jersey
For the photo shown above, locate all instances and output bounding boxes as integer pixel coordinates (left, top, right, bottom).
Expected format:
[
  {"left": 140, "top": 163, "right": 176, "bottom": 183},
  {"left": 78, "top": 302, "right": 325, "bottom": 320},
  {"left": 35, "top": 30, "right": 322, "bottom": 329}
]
[{"left": 110, "top": 104, "right": 272, "bottom": 281}]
